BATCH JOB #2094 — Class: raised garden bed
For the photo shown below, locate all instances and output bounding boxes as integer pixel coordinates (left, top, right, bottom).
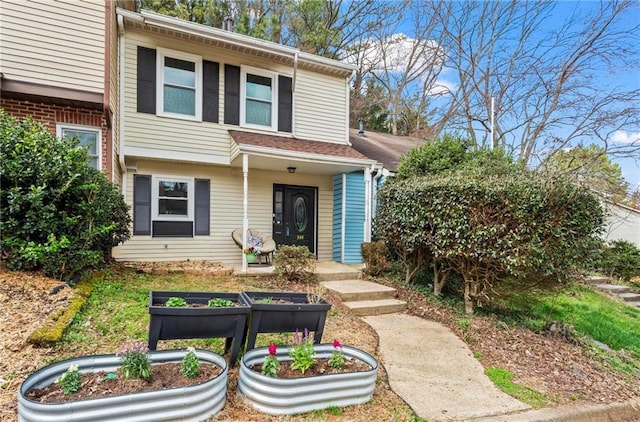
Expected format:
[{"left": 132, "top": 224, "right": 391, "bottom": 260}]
[
  {"left": 148, "top": 291, "right": 250, "bottom": 366},
  {"left": 240, "top": 291, "right": 331, "bottom": 350}
]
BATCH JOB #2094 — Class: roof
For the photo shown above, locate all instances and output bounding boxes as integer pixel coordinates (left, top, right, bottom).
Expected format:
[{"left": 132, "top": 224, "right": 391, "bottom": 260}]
[
  {"left": 349, "top": 129, "right": 425, "bottom": 172},
  {"left": 116, "top": 8, "right": 356, "bottom": 78},
  {"left": 229, "top": 130, "right": 372, "bottom": 163}
]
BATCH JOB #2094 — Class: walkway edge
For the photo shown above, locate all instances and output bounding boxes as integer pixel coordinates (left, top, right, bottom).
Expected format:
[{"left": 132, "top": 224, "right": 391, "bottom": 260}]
[{"left": 471, "top": 397, "right": 640, "bottom": 421}]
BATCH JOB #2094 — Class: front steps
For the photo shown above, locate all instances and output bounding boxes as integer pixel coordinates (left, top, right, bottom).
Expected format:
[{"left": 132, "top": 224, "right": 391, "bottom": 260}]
[
  {"left": 585, "top": 276, "right": 640, "bottom": 308},
  {"left": 321, "top": 279, "right": 407, "bottom": 316}
]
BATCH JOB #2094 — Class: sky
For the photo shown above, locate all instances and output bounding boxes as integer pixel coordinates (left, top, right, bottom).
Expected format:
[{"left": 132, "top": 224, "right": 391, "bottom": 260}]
[{"left": 351, "top": 0, "right": 640, "bottom": 193}]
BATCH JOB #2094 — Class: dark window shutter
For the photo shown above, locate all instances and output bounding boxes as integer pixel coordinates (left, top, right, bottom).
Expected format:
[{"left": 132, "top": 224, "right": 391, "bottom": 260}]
[
  {"left": 133, "top": 175, "right": 151, "bottom": 235},
  {"left": 194, "top": 178, "right": 210, "bottom": 236},
  {"left": 137, "top": 47, "right": 156, "bottom": 114},
  {"left": 203, "top": 61, "right": 219, "bottom": 123},
  {"left": 278, "top": 75, "right": 293, "bottom": 132},
  {"left": 224, "top": 64, "right": 240, "bottom": 125}
]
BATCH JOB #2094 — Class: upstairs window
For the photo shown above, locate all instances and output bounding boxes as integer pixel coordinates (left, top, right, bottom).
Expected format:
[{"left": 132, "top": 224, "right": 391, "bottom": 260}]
[
  {"left": 57, "top": 124, "right": 101, "bottom": 169},
  {"left": 241, "top": 67, "right": 276, "bottom": 130},
  {"left": 157, "top": 49, "right": 202, "bottom": 120}
]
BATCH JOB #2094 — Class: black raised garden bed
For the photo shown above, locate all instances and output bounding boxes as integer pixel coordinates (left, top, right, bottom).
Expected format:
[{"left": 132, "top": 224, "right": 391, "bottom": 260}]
[
  {"left": 240, "top": 291, "right": 332, "bottom": 350},
  {"left": 148, "top": 291, "right": 250, "bottom": 366}
]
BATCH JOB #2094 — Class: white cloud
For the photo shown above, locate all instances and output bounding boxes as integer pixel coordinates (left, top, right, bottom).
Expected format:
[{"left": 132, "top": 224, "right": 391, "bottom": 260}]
[{"left": 610, "top": 130, "right": 640, "bottom": 144}]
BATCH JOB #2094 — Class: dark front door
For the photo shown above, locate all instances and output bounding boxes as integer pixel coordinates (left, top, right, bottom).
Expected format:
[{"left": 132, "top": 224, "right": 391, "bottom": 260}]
[{"left": 273, "top": 184, "right": 317, "bottom": 254}]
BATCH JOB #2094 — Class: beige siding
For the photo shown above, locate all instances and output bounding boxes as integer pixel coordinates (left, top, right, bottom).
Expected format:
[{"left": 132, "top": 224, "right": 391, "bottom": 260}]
[
  {"left": 122, "top": 28, "right": 350, "bottom": 162},
  {"left": 0, "top": 0, "right": 105, "bottom": 93},
  {"left": 112, "top": 162, "right": 334, "bottom": 263},
  {"left": 295, "top": 69, "right": 348, "bottom": 143}
]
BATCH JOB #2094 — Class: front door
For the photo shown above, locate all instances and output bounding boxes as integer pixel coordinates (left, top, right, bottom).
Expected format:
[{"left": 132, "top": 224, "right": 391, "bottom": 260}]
[{"left": 273, "top": 184, "right": 317, "bottom": 254}]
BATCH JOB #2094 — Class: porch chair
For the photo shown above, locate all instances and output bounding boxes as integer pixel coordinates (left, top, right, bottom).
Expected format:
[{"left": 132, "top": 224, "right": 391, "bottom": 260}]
[{"left": 231, "top": 228, "right": 276, "bottom": 264}]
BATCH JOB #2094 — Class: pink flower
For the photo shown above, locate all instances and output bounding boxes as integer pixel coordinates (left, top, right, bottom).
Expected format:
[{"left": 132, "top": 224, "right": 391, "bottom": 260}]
[
  {"left": 268, "top": 343, "right": 277, "bottom": 356},
  {"left": 333, "top": 339, "right": 342, "bottom": 349}
]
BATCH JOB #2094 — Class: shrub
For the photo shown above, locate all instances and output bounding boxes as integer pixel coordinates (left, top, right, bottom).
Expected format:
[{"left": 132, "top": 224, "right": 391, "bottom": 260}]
[
  {"left": 0, "top": 111, "right": 131, "bottom": 280},
  {"left": 596, "top": 240, "right": 640, "bottom": 281},
  {"left": 375, "top": 171, "right": 604, "bottom": 314},
  {"left": 361, "top": 241, "right": 388, "bottom": 276},
  {"left": 274, "top": 245, "right": 316, "bottom": 283}
]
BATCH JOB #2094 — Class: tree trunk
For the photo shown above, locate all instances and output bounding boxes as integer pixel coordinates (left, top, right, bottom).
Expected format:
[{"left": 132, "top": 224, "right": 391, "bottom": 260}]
[{"left": 463, "top": 279, "right": 474, "bottom": 315}]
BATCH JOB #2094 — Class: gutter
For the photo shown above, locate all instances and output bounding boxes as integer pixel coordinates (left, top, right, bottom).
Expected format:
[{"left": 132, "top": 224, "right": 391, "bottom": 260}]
[{"left": 117, "top": 14, "right": 127, "bottom": 194}]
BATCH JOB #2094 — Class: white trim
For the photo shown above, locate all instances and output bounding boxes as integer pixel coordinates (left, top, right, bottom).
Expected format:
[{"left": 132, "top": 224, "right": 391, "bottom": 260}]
[
  {"left": 341, "top": 173, "right": 346, "bottom": 263},
  {"left": 124, "top": 146, "right": 229, "bottom": 165},
  {"left": 151, "top": 175, "right": 194, "bottom": 221},
  {"left": 240, "top": 66, "right": 277, "bottom": 131},
  {"left": 156, "top": 48, "right": 203, "bottom": 121},
  {"left": 56, "top": 123, "right": 102, "bottom": 170}
]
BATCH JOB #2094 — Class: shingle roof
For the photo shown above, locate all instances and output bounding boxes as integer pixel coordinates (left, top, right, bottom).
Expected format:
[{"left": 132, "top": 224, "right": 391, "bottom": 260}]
[
  {"left": 229, "top": 130, "right": 370, "bottom": 161},
  {"left": 349, "top": 129, "right": 425, "bottom": 172}
]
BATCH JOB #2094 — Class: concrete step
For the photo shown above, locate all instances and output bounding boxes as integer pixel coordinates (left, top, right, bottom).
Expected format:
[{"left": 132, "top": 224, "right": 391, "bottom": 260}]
[
  {"left": 320, "top": 280, "right": 397, "bottom": 301},
  {"left": 618, "top": 292, "right": 640, "bottom": 302},
  {"left": 583, "top": 275, "right": 611, "bottom": 284},
  {"left": 315, "top": 269, "right": 362, "bottom": 282},
  {"left": 343, "top": 298, "right": 408, "bottom": 316},
  {"left": 595, "top": 284, "right": 631, "bottom": 294},
  {"left": 628, "top": 301, "right": 640, "bottom": 308}
]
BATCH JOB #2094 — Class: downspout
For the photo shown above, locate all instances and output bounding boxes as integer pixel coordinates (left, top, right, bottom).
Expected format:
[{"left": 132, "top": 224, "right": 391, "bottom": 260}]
[
  {"left": 292, "top": 52, "right": 298, "bottom": 137},
  {"left": 345, "top": 72, "right": 353, "bottom": 145},
  {"left": 117, "top": 14, "right": 127, "bottom": 195},
  {"left": 371, "top": 165, "right": 383, "bottom": 221},
  {"left": 103, "top": 1, "right": 112, "bottom": 181},
  {"left": 341, "top": 173, "right": 346, "bottom": 263}
]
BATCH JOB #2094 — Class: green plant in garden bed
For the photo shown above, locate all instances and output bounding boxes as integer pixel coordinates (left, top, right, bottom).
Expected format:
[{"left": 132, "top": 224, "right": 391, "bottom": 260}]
[
  {"left": 208, "top": 298, "right": 234, "bottom": 307},
  {"left": 165, "top": 297, "right": 188, "bottom": 307}
]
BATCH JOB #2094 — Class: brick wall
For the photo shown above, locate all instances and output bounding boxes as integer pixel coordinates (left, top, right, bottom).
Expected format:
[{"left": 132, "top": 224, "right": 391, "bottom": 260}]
[{"left": 1, "top": 97, "right": 113, "bottom": 181}]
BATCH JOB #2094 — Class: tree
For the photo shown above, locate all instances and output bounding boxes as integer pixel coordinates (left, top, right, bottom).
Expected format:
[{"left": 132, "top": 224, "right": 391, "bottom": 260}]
[
  {"left": 432, "top": 0, "right": 640, "bottom": 164},
  {"left": 0, "top": 111, "right": 131, "bottom": 280},
  {"left": 539, "top": 144, "right": 629, "bottom": 201}
]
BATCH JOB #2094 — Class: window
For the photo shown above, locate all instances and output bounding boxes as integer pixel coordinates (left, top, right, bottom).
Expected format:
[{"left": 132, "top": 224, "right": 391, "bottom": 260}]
[
  {"left": 241, "top": 67, "right": 276, "bottom": 130},
  {"left": 157, "top": 48, "right": 202, "bottom": 120},
  {"left": 152, "top": 176, "right": 194, "bottom": 221},
  {"left": 56, "top": 124, "right": 101, "bottom": 169}
]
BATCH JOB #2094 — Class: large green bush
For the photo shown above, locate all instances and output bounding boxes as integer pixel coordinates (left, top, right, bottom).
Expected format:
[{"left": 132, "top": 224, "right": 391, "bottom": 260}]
[
  {"left": 0, "top": 110, "right": 131, "bottom": 279},
  {"left": 375, "top": 171, "right": 604, "bottom": 314}
]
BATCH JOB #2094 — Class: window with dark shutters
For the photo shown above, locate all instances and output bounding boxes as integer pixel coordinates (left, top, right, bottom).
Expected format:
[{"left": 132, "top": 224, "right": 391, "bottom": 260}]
[
  {"left": 137, "top": 47, "right": 156, "bottom": 114},
  {"left": 203, "top": 61, "right": 219, "bottom": 123},
  {"left": 133, "top": 175, "right": 152, "bottom": 235},
  {"left": 278, "top": 75, "right": 293, "bottom": 132},
  {"left": 224, "top": 65, "right": 240, "bottom": 125}
]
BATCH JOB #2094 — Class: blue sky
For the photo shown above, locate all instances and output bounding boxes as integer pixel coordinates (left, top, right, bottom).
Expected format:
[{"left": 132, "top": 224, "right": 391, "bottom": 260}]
[{"left": 354, "top": 0, "right": 640, "bottom": 193}]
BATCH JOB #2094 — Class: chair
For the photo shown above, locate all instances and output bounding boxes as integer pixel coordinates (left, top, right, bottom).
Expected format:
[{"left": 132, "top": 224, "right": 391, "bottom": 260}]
[{"left": 231, "top": 228, "right": 276, "bottom": 264}]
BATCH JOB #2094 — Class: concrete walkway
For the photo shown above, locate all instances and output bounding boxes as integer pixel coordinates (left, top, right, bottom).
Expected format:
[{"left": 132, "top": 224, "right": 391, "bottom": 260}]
[{"left": 363, "top": 313, "right": 529, "bottom": 421}]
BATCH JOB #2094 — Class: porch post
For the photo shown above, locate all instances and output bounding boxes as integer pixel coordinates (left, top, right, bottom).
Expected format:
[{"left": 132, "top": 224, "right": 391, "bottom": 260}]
[{"left": 242, "top": 153, "right": 249, "bottom": 271}]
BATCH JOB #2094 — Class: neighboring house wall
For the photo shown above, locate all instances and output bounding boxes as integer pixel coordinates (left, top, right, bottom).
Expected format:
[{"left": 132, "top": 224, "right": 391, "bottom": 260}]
[
  {"left": 0, "top": 0, "right": 105, "bottom": 94},
  {"left": 112, "top": 163, "right": 335, "bottom": 263},
  {"left": 0, "top": 98, "right": 111, "bottom": 178},
  {"left": 332, "top": 173, "right": 366, "bottom": 263},
  {"left": 0, "top": 0, "right": 116, "bottom": 181},
  {"left": 603, "top": 200, "right": 640, "bottom": 247}
]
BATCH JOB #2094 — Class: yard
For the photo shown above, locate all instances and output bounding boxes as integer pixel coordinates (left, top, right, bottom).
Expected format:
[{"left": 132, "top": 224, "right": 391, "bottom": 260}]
[{"left": 2, "top": 263, "right": 640, "bottom": 421}]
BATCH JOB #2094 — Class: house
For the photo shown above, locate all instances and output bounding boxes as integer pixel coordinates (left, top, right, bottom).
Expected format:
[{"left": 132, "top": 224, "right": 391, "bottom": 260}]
[
  {"left": 0, "top": 0, "right": 122, "bottom": 182},
  {"left": 1, "top": 2, "right": 385, "bottom": 268},
  {"left": 332, "top": 128, "right": 425, "bottom": 263},
  {"left": 601, "top": 198, "right": 640, "bottom": 248}
]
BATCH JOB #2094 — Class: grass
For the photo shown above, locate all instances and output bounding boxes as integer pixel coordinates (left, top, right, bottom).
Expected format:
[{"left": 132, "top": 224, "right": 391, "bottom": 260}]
[
  {"left": 485, "top": 367, "right": 549, "bottom": 408},
  {"left": 499, "top": 283, "right": 640, "bottom": 358}
]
